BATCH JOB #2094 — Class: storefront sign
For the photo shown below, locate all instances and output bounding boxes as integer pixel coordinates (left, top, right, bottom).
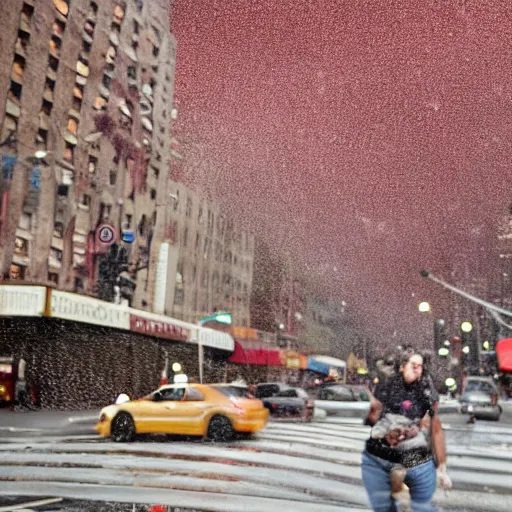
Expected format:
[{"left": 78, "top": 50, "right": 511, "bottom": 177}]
[
  {"left": 130, "top": 312, "right": 190, "bottom": 342},
  {"left": 50, "top": 290, "right": 129, "bottom": 329},
  {"left": 0, "top": 286, "right": 46, "bottom": 317},
  {"left": 198, "top": 328, "right": 235, "bottom": 351},
  {"left": 285, "top": 356, "right": 301, "bottom": 369}
]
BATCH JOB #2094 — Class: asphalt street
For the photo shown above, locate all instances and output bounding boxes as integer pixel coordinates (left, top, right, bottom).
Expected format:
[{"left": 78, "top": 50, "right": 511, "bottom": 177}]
[{"left": 0, "top": 411, "right": 511, "bottom": 511}]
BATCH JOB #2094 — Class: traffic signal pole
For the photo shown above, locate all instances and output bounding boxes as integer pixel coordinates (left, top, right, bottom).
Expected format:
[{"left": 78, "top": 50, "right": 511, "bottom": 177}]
[{"left": 420, "top": 270, "right": 512, "bottom": 321}]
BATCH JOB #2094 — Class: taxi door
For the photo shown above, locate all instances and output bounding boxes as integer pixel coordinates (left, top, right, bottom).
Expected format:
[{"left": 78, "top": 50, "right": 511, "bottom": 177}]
[{"left": 162, "top": 386, "right": 212, "bottom": 436}]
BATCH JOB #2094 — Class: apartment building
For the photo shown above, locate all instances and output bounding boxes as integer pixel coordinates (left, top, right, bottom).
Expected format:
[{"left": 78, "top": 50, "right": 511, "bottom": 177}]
[{"left": 0, "top": 0, "right": 176, "bottom": 311}]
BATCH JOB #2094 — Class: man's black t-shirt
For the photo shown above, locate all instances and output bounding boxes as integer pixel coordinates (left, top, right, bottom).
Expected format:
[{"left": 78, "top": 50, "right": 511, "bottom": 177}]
[
  {"left": 374, "top": 374, "right": 437, "bottom": 422},
  {"left": 366, "top": 374, "right": 438, "bottom": 466}
]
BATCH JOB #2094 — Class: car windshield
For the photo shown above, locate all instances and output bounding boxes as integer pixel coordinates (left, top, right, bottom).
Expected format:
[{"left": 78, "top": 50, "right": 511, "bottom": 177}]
[{"left": 213, "top": 385, "right": 254, "bottom": 399}]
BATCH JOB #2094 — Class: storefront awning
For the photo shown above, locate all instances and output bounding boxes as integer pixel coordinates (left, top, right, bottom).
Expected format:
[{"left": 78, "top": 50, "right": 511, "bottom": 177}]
[
  {"left": 496, "top": 338, "right": 512, "bottom": 372},
  {"left": 228, "top": 340, "right": 282, "bottom": 366},
  {"left": 307, "top": 355, "right": 346, "bottom": 375}
]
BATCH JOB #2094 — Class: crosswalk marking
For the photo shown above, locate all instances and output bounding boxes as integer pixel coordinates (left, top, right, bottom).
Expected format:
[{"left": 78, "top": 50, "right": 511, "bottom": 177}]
[{"left": 0, "top": 418, "right": 511, "bottom": 511}]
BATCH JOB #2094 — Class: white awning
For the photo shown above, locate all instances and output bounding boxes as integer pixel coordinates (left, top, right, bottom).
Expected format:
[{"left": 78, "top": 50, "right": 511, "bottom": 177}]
[{"left": 197, "top": 328, "right": 234, "bottom": 352}]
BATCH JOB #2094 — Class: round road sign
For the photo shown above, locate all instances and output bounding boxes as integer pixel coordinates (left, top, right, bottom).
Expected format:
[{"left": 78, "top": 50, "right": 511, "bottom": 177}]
[{"left": 97, "top": 224, "right": 116, "bottom": 245}]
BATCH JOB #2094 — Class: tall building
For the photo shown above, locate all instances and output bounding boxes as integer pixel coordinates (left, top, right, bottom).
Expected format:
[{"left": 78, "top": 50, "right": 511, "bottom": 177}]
[
  {"left": 0, "top": 0, "right": 176, "bottom": 311},
  {"left": 162, "top": 180, "right": 254, "bottom": 326}
]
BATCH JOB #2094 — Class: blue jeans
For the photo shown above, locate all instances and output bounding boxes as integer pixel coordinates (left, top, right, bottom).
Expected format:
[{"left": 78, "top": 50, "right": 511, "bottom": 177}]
[{"left": 362, "top": 452, "right": 437, "bottom": 512}]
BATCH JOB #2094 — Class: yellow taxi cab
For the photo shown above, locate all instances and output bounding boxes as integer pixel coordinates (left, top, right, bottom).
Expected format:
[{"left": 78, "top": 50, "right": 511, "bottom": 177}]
[{"left": 96, "top": 383, "right": 269, "bottom": 442}]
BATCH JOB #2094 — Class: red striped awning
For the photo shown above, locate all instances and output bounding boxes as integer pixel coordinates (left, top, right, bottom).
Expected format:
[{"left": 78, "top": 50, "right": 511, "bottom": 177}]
[
  {"left": 497, "top": 338, "right": 512, "bottom": 372},
  {"left": 228, "top": 340, "right": 283, "bottom": 366}
]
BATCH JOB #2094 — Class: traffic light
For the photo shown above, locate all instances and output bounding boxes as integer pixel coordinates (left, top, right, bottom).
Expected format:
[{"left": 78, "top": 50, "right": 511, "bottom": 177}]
[
  {"left": 460, "top": 321, "right": 478, "bottom": 370},
  {"left": 434, "top": 319, "right": 446, "bottom": 354}
]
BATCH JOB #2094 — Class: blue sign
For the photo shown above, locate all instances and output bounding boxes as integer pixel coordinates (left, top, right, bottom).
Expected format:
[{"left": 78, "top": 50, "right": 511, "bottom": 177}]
[
  {"left": 30, "top": 168, "right": 41, "bottom": 190},
  {"left": 1, "top": 155, "right": 17, "bottom": 180},
  {"left": 122, "top": 230, "right": 135, "bottom": 243}
]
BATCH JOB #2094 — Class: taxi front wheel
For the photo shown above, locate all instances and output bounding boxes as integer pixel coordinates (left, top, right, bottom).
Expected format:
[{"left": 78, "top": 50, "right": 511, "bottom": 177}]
[
  {"left": 207, "top": 415, "right": 234, "bottom": 442},
  {"left": 111, "top": 412, "right": 136, "bottom": 442}
]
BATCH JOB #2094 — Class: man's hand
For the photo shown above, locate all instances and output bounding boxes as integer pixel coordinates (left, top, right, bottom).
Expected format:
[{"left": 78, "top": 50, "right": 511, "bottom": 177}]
[{"left": 437, "top": 463, "right": 453, "bottom": 490}]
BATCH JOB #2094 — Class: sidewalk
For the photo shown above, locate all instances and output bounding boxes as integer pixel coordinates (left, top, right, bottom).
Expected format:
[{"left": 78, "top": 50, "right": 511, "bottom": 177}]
[{"left": 0, "top": 409, "right": 99, "bottom": 436}]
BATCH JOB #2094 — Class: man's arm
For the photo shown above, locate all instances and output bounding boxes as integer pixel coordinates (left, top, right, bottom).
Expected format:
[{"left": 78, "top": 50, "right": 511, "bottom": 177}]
[
  {"left": 366, "top": 397, "right": 383, "bottom": 426},
  {"left": 431, "top": 414, "right": 446, "bottom": 467}
]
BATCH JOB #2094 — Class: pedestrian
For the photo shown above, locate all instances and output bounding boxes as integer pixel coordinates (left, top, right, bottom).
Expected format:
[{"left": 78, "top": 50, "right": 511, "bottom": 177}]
[{"left": 362, "top": 349, "right": 452, "bottom": 512}]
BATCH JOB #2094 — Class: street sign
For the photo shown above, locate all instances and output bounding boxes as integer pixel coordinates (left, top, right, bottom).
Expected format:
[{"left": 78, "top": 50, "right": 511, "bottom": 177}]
[
  {"left": 121, "top": 230, "right": 135, "bottom": 243},
  {"left": 96, "top": 224, "right": 116, "bottom": 246}
]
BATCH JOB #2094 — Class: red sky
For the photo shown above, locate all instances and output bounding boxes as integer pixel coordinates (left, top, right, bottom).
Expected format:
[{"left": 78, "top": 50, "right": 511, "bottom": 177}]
[{"left": 172, "top": 0, "right": 512, "bottom": 347}]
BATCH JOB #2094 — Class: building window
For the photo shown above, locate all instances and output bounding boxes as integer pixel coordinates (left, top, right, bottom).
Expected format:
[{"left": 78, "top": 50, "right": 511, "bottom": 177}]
[
  {"left": 14, "top": 237, "right": 28, "bottom": 256},
  {"left": 183, "top": 227, "right": 188, "bottom": 247},
  {"left": 109, "top": 169, "right": 116, "bottom": 185},
  {"left": 186, "top": 197, "right": 192, "bottom": 217},
  {"left": 53, "top": 222, "right": 64, "bottom": 238},
  {"left": 195, "top": 233, "right": 200, "bottom": 249},
  {"left": 48, "top": 272, "right": 59, "bottom": 285},
  {"left": 82, "top": 194, "right": 91, "bottom": 207},
  {"left": 19, "top": 213, "right": 32, "bottom": 231}
]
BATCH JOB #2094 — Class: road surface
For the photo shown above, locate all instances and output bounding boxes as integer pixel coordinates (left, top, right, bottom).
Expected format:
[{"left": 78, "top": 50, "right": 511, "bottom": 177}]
[{"left": 1, "top": 413, "right": 512, "bottom": 511}]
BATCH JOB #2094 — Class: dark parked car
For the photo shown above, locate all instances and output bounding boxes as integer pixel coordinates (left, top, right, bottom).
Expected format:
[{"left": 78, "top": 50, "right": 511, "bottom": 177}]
[
  {"left": 254, "top": 383, "right": 314, "bottom": 421},
  {"left": 459, "top": 377, "right": 501, "bottom": 421}
]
